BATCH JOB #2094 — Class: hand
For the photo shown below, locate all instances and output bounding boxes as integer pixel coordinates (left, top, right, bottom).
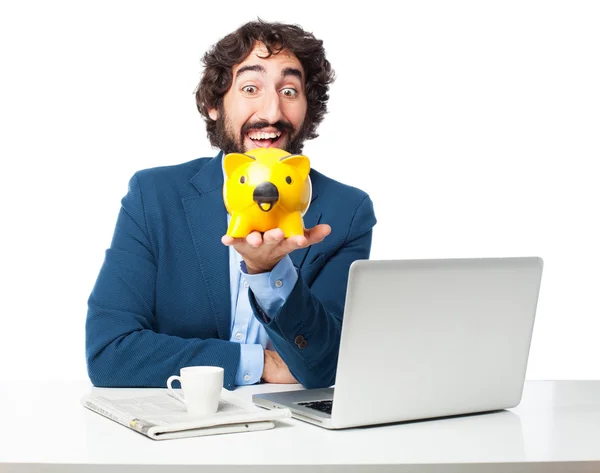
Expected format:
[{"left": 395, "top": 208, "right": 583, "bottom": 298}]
[
  {"left": 221, "top": 224, "right": 331, "bottom": 274},
  {"left": 261, "top": 349, "right": 298, "bottom": 384}
]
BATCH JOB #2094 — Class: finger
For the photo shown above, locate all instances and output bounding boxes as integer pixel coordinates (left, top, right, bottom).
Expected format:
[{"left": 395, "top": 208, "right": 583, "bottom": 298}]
[
  {"left": 221, "top": 235, "right": 236, "bottom": 246},
  {"left": 222, "top": 234, "right": 251, "bottom": 248},
  {"left": 263, "top": 228, "right": 285, "bottom": 246},
  {"left": 246, "top": 231, "right": 263, "bottom": 248},
  {"left": 274, "top": 224, "right": 332, "bottom": 255},
  {"left": 304, "top": 224, "right": 332, "bottom": 245},
  {"left": 287, "top": 234, "right": 308, "bottom": 248},
  {"left": 276, "top": 234, "right": 308, "bottom": 255}
]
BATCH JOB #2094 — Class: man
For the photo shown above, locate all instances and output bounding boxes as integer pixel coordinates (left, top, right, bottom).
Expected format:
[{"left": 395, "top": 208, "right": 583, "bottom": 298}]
[{"left": 86, "top": 20, "right": 377, "bottom": 390}]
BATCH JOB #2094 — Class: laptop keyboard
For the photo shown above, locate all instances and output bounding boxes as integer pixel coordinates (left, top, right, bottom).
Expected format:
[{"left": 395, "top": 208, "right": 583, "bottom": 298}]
[{"left": 297, "top": 400, "right": 333, "bottom": 415}]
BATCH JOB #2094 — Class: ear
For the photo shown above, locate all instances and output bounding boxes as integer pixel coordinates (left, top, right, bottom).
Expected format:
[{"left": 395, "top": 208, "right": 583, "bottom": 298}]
[
  {"left": 280, "top": 155, "right": 310, "bottom": 181},
  {"left": 223, "top": 153, "right": 255, "bottom": 178},
  {"left": 208, "top": 108, "right": 218, "bottom": 121}
]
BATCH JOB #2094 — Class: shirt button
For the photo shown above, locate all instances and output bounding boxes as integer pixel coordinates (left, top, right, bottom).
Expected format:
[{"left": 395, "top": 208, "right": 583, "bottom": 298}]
[
  {"left": 244, "top": 374, "right": 251, "bottom": 382},
  {"left": 235, "top": 332, "right": 243, "bottom": 340},
  {"left": 243, "top": 280, "right": 249, "bottom": 288},
  {"left": 274, "top": 279, "right": 283, "bottom": 288}
]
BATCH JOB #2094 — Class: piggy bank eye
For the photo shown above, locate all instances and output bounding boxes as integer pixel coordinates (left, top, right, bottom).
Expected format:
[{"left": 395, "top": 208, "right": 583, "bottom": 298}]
[
  {"left": 285, "top": 176, "right": 292, "bottom": 184},
  {"left": 240, "top": 176, "right": 246, "bottom": 184}
]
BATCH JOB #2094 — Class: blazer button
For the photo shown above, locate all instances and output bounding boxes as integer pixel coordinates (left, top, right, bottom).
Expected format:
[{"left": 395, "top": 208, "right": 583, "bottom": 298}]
[{"left": 295, "top": 335, "right": 307, "bottom": 348}]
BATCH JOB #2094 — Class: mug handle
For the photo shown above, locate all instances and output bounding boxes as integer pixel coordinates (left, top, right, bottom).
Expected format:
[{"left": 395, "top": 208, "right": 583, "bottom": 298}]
[{"left": 166, "top": 375, "right": 187, "bottom": 405}]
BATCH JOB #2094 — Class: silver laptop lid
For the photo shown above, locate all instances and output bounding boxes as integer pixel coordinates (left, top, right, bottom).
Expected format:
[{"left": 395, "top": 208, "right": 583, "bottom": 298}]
[{"left": 330, "top": 257, "right": 543, "bottom": 428}]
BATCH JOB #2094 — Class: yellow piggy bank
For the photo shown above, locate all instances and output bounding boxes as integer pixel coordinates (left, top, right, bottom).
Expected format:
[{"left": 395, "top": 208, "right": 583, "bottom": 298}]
[{"left": 223, "top": 148, "right": 311, "bottom": 238}]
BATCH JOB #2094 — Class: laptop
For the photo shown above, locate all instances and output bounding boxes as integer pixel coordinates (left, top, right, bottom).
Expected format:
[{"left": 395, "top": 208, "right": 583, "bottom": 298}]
[{"left": 253, "top": 257, "right": 543, "bottom": 429}]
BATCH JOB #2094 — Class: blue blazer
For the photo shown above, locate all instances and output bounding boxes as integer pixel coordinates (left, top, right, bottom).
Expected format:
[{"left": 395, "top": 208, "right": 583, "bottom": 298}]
[{"left": 86, "top": 153, "right": 376, "bottom": 389}]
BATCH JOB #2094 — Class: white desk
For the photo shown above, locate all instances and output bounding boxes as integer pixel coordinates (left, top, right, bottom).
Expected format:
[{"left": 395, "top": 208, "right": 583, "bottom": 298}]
[{"left": 1, "top": 380, "right": 599, "bottom": 472}]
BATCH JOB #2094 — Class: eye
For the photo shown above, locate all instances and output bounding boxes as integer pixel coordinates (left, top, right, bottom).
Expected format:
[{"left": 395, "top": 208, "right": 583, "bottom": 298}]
[
  {"left": 240, "top": 175, "right": 246, "bottom": 184},
  {"left": 285, "top": 176, "right": 292, "bottom": 184},
  {"left": 242, "top": 85, "right": 258, "bottom": 94},
  {"left": 281, "top": 88, "right": 297, "bottom": 98}
]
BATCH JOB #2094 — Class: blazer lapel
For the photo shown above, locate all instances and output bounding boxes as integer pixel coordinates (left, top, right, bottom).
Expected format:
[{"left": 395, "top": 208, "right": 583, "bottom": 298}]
[
  {"left": 290, "top": 177, "right": 321, "bottom": 269},
  {"left": 183, "top": 153, "right": 231, "bottom": 340}
]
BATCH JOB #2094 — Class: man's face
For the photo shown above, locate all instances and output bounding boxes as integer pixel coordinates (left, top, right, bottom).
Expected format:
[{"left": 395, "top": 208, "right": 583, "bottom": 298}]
[{"left": 209, "top": 42, "right": 309, "bottom": 155}]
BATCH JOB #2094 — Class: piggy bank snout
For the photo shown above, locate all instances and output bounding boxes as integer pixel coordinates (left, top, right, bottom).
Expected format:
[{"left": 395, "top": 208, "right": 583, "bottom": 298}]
[{"left": 253, "top": 181, "right": 279, "bottom": 212}]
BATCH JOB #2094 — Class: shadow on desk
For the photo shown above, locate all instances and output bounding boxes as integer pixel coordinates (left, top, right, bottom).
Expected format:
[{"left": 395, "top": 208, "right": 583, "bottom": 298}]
[
  {"left": 335, "top": 409, "right": 526, "bottom": 462},
  {"left": 354, "top": 408, "right": 507, "bottom": 429}
]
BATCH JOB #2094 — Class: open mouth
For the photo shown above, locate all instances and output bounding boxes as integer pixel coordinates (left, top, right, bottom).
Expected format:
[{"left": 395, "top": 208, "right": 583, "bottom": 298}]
[{"left": 246, "top": 130, "right": 286, "bottom": 149}]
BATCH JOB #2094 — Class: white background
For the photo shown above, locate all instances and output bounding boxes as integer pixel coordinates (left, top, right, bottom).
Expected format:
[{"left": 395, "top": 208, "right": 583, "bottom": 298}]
[{"left": 0, "top": 0, "right": 598, "bottom": 381}]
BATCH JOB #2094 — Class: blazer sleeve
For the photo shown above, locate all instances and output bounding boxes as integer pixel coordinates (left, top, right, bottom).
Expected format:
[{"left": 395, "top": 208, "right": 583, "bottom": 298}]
[
  {"left": 85, "top": 173, "right": 242, "bottom": 389},
  {"left": 249, "top": 194, "right": 377, "bottom": 388}
]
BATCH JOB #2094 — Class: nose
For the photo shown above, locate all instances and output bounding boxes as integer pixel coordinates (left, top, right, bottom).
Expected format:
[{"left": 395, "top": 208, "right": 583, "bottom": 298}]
[
  {"left": 256, "top": 89, "right": 284, "bottom": 124},
  {"left": 253, "top": 182, "right": 279, "bottom": 212}
]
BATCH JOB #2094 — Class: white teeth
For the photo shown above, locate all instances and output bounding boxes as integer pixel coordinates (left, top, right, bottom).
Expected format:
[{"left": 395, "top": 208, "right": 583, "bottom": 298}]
[{"left": 248, "top": 131, "right": 282, "bottom": 140}]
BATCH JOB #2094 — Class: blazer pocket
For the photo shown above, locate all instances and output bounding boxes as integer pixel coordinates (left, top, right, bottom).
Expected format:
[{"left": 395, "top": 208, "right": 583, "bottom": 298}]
[
  {"left": 305, "top": 252, "right": 326, "bottom": 268},
  {"left": 300, "top": 252, "right": 327, "bottom": 283}
]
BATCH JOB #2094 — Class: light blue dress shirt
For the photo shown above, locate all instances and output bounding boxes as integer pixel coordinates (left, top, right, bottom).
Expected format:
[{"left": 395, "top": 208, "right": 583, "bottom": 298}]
[{"left": 223, "top": 160, "right": 299, "bottom": 385}]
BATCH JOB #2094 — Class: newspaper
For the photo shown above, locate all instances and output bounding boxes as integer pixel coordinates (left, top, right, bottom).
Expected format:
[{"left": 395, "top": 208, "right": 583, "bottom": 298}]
[{"left": 81, "top": 388, "right": 291, "bottom": 440}]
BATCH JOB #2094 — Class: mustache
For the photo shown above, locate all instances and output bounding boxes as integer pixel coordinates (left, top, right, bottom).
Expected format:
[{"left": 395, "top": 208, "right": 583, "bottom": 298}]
[{"left": 241, "top": 120, "right": 295, "bottom": 136}]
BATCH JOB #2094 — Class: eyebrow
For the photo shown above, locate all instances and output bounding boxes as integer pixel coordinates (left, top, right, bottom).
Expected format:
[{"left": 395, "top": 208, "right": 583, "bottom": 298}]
[
  {"left": 236, "top": 64, "right": 264, "bottom": 78},
  {"left": 235, "top": 64, "right": 303, "bottom": 81},
  {"left": 282, "top": 67, "right": 303, "bottom": 80}
]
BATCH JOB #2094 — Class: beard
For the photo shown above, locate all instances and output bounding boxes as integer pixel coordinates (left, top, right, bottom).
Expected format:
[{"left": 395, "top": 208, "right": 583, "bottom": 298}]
[{"left": 212, "top": 108, "right": 311, "bottom": 155}]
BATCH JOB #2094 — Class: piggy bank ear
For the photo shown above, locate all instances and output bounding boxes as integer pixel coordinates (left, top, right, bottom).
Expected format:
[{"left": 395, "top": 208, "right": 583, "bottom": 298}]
[
  {"left": 223, "top": 153, "right": 255, "bottom": 178},
  {"left": 280, "top": 154, "right": 310, "bottom": 181}
]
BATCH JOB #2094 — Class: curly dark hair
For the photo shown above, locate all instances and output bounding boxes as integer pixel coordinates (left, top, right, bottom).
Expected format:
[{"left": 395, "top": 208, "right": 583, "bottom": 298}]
[{"left": 195, "top": 19, "right": 335, "bottom": 151}]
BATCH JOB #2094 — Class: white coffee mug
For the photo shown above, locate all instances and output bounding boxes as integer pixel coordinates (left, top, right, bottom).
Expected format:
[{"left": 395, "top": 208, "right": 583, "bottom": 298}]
[{"left": 166, "top": 366, "right": 224, "bottom": 416}]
